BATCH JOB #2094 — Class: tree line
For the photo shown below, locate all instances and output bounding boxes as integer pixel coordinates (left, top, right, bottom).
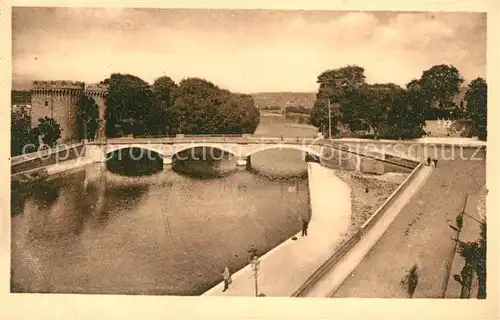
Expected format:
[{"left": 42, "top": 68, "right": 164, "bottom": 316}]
[
  {"left": 309, "top": 64, "right": 487, "bottom": 140},
  {"left": 102, "top": 74, "right": 260, "bottom": 137},
  {"left": 259, "top": 105, "right": 311, "bottom": 115},
  {"left": 11, "top": 75, "right": 261, "bottom": 156}
]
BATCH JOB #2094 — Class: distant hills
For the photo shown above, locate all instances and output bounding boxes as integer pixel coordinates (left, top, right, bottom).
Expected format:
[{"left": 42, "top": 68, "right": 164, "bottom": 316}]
[
  {"left": 250, "top": 92, "right": 317, "bottom": 110},
  {"left": 12, "top": 75, "right": 36, "bottom": 91},
  {"left": 251, "top": 86, "right": 469, "bottom": 110},
  {"left": 11, "top": 79, "right": 469, "bottom": 110}
]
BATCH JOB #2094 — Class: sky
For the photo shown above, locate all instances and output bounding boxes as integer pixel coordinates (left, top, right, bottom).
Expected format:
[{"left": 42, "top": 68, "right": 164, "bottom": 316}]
[{"left": 12, "top": 8, "right": 486, "bottom": 93}]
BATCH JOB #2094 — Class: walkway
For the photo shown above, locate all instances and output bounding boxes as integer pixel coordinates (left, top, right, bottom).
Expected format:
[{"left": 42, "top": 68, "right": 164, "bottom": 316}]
[
  {"left": 202, "top": 162, "right": 351, "bottom": 296},
  {"left": 302, "top": 164, "right": 432, "bottom": 297},
  {"left": 332, "top": 150, "right": 486, "bottom": 298}
]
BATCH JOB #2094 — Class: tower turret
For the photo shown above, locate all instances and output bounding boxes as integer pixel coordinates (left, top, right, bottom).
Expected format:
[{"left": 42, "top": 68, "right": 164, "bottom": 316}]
[{"left": 31, "top": 80, "right": 85, "bottom": 143}]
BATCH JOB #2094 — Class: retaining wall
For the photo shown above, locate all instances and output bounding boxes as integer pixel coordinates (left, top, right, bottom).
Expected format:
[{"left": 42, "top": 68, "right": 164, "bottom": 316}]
[
  {"left": 11, "top": 143, "right": 85, "bottom": 175},
  {"left": 292, "top": 161, "right": 427, "bottom": 297}
]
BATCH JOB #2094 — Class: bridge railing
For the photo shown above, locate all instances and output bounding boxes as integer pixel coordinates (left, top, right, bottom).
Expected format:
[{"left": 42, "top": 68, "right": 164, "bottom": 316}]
[
  {"left": 92, "top": 136, "right": 322, "bottom": 145},
  {"left": 359, "top": 161, "right": 424, "bottom": 233},
  {"left": 11, "top": 142, "right": 86, "bottom": 175},
  {"left": 11, "top": 142, "right": 84, "bottom": 166},
  {"left": 291, "top": 231, "right": 362, "bottom": 297},
  {"left": 321, "top": 142, "right": 420, "bottom": 169}
]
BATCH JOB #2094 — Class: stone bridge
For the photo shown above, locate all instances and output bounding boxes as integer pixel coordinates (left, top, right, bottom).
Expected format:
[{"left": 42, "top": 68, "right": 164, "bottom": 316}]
[
  {"left": 15, "top": 136, "right": 482, "bottom": 176},
  {"left": 85, "top": 137, "right": 325, "bottom": 168},
  {"left": 83, "top": 136, "right": 433, "bottom": 174}
]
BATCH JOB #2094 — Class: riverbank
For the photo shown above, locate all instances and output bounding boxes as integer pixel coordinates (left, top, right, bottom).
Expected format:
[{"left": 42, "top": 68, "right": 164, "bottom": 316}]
[
  {"left": 202, "top": 162, "right": 351, "bottom": 296},
  {"left": 333, "top": 149, "right": 486, "bottom": 298},
  {"left": 331, "top": 170, "right": 402, "bottom": 240}
]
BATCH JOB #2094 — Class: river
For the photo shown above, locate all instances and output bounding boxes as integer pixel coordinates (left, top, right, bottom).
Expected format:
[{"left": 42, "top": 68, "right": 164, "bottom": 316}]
[{"left": 11, "top": 117, "right": 317, "bottom": 295}]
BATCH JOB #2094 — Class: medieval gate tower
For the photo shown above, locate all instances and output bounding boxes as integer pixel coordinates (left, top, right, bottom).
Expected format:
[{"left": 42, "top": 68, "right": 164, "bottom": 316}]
[{"left": 31, "top": 80, "right": 108, "bottom": 143}]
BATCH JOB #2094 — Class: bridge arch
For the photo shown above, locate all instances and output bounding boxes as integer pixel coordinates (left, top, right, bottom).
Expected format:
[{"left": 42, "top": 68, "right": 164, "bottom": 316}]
[
  {"left": 171, "top": 143, "right": 243, "bottom": 160},
  {"left": 105, "top": 144, "right": 165, "bottom": 160},
  {"left": 244, "top": 144, "right": 322, "bottom": 158}
]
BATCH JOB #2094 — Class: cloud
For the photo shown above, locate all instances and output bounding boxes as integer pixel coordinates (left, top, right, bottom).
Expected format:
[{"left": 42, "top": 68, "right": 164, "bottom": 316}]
[{"left": 12, "top": 9, "right": 486, "bottom": 92}]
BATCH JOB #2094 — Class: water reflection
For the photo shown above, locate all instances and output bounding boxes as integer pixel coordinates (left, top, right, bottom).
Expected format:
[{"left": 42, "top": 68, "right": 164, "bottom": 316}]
[
  {"left": 107, "top": 147, "right": 164, "bottom": 176},
  {"left": 173, "top": 147, "right": 237, "bottom": 179},
  {"left": 11, "top": 149, "right": 310, "bottom": 295}
]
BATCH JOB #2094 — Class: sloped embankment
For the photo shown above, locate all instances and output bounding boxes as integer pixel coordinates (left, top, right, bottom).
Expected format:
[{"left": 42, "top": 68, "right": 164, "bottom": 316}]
[{"left": 332, "top": 170, "right": 402, "bottom": 239}]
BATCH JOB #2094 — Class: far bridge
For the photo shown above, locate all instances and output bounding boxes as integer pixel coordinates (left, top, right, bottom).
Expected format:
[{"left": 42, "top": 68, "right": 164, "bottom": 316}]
[
  {"left": 83, "top": 135, "right": 427, "bottom": 173},
  {"left": 86, "top": 136, "right": 326, "bottom": 169},
  {"left": 14, "top": 134, "right": 463, "bottom": 176}
]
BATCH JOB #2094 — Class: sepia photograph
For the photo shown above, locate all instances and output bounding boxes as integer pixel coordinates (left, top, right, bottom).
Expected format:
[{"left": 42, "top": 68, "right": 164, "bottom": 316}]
[{"left": 4, "top": 3, "right": 496, "bottom": 316}]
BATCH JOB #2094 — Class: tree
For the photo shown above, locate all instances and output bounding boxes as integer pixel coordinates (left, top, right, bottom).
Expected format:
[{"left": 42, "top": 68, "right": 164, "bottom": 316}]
[
  {"left": 417, "top": 64, "right": 464, "bottom": 119},
  {"left": 166, "top": 78, "right": 260, "bottom": 135},
  {"left": 77, "top": 94, "right": 99, "bottom": 141},
  {"left": 152, "top": 76, "right": 177, "bottom": 108},
  {"left": 317, "top": 65, "right": 366, "bottom": 91},
  {"left": 462, "top": 78, "right": 487, "bottom": 140},
  {"left": 36, "top": 117, "right": 62, "bottom": 147},
  {"left": 171, "top": 78, "right": 222, "bottom": 134},
  {"left": 453, "top": 220, "right": 486, "bottom": 298},
  {"left": 11, "top": 114, "right": 39, "bottom": 156},
  {"left": 341, "top": 83, "right": 403, "bottom": 139},
  {"left": 150, "top": 76, "right": 179, "bottom": 135},
  {"left": 385, "top": 83, "right": 427, "bottom": 139},
  {"left": 476, "top": 220, "right": 486, "bottom": 298},
  {"left": 310, "top": 91, "right": 340, "bottom": 136},
  {"left": 101, "top": 73, "right": 154, "bottom": 137},
  {"left": 227, "top": 93, "right": 260, "bottom": 134},
  {"left": 310, "top": 65, "right": 367, "bottom": 136}
]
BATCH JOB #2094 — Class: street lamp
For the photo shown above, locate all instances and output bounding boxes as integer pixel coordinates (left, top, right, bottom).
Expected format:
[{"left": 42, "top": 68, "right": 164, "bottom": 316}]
[
  {"left": 250, "top": 255, "right": 261, "bottom": 297},
  {"left": 327, "top": 98, "right": 332, "bottom": 139},
  {"left": 317, "top": 80, "right": 334, "bottom": 139}
]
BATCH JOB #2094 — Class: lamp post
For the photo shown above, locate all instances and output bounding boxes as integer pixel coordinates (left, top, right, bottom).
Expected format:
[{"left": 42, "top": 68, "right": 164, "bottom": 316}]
[
  {"left": 250, "top": 255, "right": 261, "bottom": 297},
  {"left": 317, "top": 79, "right": 333, "bottom": 139},
  {"left": 327, "top": 98, "right": 332, "bottom": 139}
]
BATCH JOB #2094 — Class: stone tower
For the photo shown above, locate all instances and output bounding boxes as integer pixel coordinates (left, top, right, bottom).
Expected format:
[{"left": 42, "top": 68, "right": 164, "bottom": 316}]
[
  {"left": 31, "top": 81, "right": 85, "bottom": 143},
  {"left": 30, "top": 80, "right": 109, "bottom": 143}
]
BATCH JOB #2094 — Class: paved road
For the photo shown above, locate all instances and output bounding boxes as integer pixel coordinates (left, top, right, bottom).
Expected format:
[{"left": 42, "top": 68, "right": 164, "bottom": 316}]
[
  {"left": 332, "top": 150, "right": 486, "bottom": 298},
  {"left": 302, "top": 164, "right": 432, "bottom": 297}
]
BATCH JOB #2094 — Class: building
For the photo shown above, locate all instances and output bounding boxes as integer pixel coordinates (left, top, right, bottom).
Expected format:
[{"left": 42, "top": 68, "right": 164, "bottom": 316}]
[
  {"left": 11, "top": 90, "right": 32, "bottom": 119},
  {"left": 30, "top": 80, "right": 108, "bottom": 143}
]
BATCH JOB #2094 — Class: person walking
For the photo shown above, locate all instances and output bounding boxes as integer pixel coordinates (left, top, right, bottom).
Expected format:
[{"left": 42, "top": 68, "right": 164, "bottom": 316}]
[
  {"left": 221, "top": 266, "right": 232, "bottom": 292},
  {"left": 301, "top": 218, "right": 309, "bottom": 237},
  {"left": 427, "top": 157, "right": 432, "bottom": 166},
  {"left": 400, "top": 264, "right": 419, "bottom": 298},
  {"left": 433, "top": 158, "right": 438, "bottom": 168}
]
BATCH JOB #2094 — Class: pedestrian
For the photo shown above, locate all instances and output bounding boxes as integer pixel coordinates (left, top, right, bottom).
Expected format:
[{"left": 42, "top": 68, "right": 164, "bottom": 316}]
[
  {"left": 433, "top": 158, "right": 438, "bottom": 168},
  {"left": 426, "top": 157, "right": 431, "bottom": 166},
  {"left": 400, "top": 264, "right": 419, "bottom": 298},
  {"left": 221, "top": 266, "right": 232, "bottom": 292},
  {"left": 302, "top": 218, "right": 309, "bottom": 237}
]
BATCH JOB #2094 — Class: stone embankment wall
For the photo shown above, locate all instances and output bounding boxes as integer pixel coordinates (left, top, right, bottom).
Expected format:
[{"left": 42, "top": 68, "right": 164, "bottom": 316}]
[{"left": 11, "top": 143, "right": 85, "bottom": 176}]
